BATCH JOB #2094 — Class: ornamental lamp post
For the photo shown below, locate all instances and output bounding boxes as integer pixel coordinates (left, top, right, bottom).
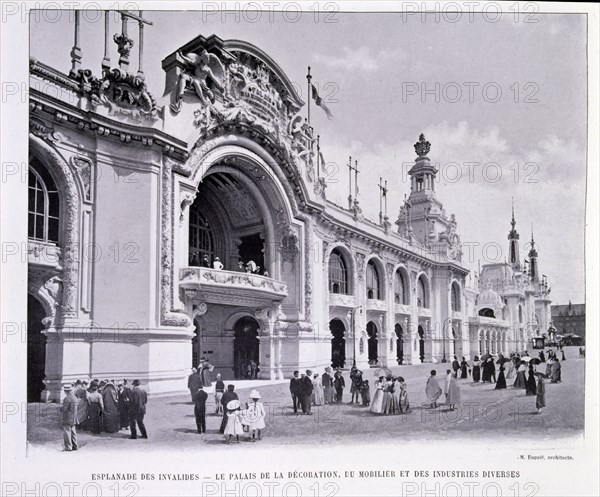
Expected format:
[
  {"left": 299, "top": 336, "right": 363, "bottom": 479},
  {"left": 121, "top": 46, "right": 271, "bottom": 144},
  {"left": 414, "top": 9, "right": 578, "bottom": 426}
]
[{"left": 350, "top": 306, "right": 363, "bottom": 367}]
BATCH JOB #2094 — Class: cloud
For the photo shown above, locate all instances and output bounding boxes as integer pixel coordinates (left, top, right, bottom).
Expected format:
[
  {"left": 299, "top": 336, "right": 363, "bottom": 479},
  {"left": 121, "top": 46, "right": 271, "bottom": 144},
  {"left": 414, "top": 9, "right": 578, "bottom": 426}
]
[
  {"left": 319, "top": 121, "right": 586, "bottom": 304},
  {"left": 314, "top": 46, "right": 405, "bottom": 73}
]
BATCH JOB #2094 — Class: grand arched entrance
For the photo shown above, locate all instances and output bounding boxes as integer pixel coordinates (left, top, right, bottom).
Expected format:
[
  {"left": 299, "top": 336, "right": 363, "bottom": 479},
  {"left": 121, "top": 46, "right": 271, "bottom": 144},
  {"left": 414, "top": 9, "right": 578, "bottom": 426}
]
[
  {"left": 418, "top": 325, "right": 425, "bottom": 363},
  {"left": 367, "top": 321, "right": 378, "bottom": 366},
  {"left": 233, "top": 317, "right": 260, "bottom": 379},
  {"left": 329, "top": 319, "right": 346, "bottom": 369},
  {"left": 28, "top": 295, "right": 47, "bottom": 402},
  {"left": 395, "top": 323, "right": 404, "bottom": 365}
]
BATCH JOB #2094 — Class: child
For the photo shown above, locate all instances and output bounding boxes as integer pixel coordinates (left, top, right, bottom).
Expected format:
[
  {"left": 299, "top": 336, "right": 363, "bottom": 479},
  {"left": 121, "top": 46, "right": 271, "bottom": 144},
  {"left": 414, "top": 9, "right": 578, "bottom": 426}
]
[
  {"left": 244, "top": 390, "right": 266, "bottom": 442},
  {"left": 224, "top": 400, "right": 244, "bottom": 444},
  {"left": 361, "top": 380, "right": 371, "bottom": 406}
]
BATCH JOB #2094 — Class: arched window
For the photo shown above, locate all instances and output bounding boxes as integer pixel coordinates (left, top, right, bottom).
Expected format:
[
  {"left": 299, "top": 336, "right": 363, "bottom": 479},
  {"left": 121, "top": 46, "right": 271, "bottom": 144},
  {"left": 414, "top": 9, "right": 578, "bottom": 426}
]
[
  {"left": 417, "top": 275, "right": 428, "bottom": 308},
  {"left": 366, "top": 260, "right": 381, "bottom": 300},
  {"left": 189, "top": 208, "right": 215, "bottom": 265},
  {"left": 328, "top": 249, "right": 348, "bottom": 294},
  {"left": 394, "top": 270, "right": 408, "bottom": 305},
  {"left": 28, "top": 160, "right": 60, "bottom": 243},
  {"left": 451, "top": 282, "right": 461, "bottom": 312}
]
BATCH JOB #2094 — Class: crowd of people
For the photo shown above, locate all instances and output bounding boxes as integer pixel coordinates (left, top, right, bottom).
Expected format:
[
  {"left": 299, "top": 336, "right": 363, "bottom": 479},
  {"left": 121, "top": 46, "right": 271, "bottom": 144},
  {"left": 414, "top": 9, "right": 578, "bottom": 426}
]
[
  {"left": 423, "top": 348, "right": 572, "bottom": 415},
  {"left": 58, "top": 346, "right": 578, "bottom": 450},
  {"left": 59, "top": 378, "right": 148, "bottom": 451}
]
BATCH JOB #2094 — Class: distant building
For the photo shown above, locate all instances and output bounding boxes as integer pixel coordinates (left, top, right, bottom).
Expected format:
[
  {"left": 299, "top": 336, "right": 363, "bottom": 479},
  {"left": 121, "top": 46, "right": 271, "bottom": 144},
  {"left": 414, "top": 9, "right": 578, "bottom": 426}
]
[{"left": 551, "top": 302, "right": 586, "bottom": 344}]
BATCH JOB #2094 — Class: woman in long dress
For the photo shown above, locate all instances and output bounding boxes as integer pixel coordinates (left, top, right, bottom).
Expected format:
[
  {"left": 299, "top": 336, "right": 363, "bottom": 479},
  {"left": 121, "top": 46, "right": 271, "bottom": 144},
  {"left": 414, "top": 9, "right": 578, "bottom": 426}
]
[
  {"left": 87, "top": 385, "right": 104, "bottom": 434},
  {"left": 472, "top": 356, "right": 481, "bottom": 383},
  {"left": 312, "top": 373, "right": 324, "bottom": 406},
  {"left": 370, "top": 376, "right": 385, "bottom": 414},
  {"left": 446, "top": 373, "right": 461, "bottom": 410},
  {"left": 550, "top": 359, "right": 562, "bottom": 383},
  {"left": 397, "top": 377, "right": 410, "bottom": 414},
  {"left": 513, "top": 361, "right": 527, "bottom": 389},
  {"left": 481, "top": 359, "right": 491, "bottom": 382},
  {"left": 381, "top": 376, "right": 397, "bottom": 415},
  {"left": 322, "top": 368, "right": 334, "bottom": 404},
  {"left": 425, "top": 370, "right": 442, "bottom": 408},
  {"left": 495, "top": 365, "right": 507, "bottom": 390},
  {"left": 525, "top": 365, "right": 537, "bottom": 395},
  {"left": 75, "top": 382, "right": 89, "bottom": 431},
  {"left": 535, "top": 375, "right": 546, "bottom": 413},
  {"left": 460, "top": 357, "right": 468, "bottom": 379},
  {"left": 101, "top": 381, "right": 120, "bottom": 433}
]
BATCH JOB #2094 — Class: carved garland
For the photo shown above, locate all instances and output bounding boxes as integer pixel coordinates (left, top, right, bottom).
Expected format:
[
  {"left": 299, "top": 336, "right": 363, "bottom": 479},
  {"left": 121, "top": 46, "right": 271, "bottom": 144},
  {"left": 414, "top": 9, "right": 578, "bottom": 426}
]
[
  {"left": 29, "top": 135, "right": 80, "bottom": 320},
  {"left": 160, "top": 159, "right": 192, "bottom": 327}
]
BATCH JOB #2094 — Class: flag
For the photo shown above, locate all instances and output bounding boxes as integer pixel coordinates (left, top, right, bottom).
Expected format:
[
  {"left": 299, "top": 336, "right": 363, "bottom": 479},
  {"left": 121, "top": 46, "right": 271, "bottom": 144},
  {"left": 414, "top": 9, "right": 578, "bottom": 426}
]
[{"left": 311, "top": 83, "right": 333, "bottom": 119}]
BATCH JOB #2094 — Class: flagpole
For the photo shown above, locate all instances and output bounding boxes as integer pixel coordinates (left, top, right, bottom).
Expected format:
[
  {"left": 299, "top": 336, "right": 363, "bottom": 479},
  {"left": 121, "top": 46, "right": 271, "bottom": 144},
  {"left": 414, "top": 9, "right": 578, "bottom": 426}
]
[
  {"left": 307, "top": 66, "right": 312, "bottom": 126},
  {"left": 316, "top": 135, "right": 320, "bottom": 179}
]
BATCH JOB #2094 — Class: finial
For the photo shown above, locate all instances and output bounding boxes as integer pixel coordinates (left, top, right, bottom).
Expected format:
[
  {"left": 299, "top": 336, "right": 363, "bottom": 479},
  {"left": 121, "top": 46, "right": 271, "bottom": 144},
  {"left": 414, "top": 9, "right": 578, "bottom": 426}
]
[{"left": 414, "top": 133, "right": 431, "bottom": 157}]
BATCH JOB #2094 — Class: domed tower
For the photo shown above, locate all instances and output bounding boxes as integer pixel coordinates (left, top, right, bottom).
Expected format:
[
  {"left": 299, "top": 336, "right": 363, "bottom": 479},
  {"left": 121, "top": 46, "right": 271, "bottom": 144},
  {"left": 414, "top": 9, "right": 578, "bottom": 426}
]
[{"left": 407, "top": 134, "right": 444, "bottom": 245}]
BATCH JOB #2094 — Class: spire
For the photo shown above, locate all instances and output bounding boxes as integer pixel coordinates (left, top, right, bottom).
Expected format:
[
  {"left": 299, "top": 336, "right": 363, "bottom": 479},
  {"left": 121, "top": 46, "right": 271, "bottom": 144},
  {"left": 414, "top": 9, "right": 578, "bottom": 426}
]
[
  {"left": 507, "top": 199, "right": 520, "bottom": 271},
  {"left": 511, "top": 197, "right": 516, "bottom": 229},
  {"left": 528, "top": 222, "right": 539, "bottom": 281}
]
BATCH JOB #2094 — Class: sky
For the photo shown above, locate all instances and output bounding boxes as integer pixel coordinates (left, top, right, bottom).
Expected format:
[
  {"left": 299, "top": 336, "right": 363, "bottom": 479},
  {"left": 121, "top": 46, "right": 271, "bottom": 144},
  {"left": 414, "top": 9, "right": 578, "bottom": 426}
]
[{"left": 30, "top": 9, "right": 588, "bottom": 304}]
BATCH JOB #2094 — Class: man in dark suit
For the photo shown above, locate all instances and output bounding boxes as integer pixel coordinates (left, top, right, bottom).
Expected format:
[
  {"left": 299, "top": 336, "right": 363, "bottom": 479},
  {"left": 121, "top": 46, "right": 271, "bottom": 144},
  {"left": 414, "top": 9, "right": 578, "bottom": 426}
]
[
  {"left": 219, "top": 385, "right": 238, "bottom": 434},
  {"left": 194, "top": 386, "right": 208, "bottom": 434},
  {"left": 300, "top": 370, "right": 314, "bottom": 415},
  {"left": 187, "top": 368, "right": 201, "bottom": 402},
  {"left": 289, "top": 370, "right": 301, "bottom": 414},
  {"left": 61, "top": 384, "right": 79, "bottom": 451},
  {"left": 128, "top": 379, "right": 148, "bottom": 439}
]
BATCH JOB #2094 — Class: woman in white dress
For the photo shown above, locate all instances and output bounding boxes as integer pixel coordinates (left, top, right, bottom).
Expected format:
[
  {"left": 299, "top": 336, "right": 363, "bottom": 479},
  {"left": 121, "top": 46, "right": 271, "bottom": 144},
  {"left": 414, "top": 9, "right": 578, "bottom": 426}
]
[
  {"left": 224, "top": 400, "right": 244, "bottom": 444},
  {"left": 312, "top": 373, "right": 324, "bottom": 406},
  {"left": 370, "top": 376, "right": 385, "bottom": 414},
  {"left": 243, "top": 390, "right": 266, "bottom": 442}
]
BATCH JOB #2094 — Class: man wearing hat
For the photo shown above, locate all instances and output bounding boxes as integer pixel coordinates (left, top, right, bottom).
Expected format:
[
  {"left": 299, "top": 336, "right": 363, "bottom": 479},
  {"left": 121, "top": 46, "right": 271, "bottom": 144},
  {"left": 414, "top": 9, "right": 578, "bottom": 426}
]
[
  {"left": 289, "top": 370, "right": 302, "bottom": 414},
  {"left": 60, "top": 384, "right": 79, "bottom": 451},
  {"left": 128, "top": 380, "right": 148, "bottom": 439},
  {"left": 300, "top": 370, "right": 314, "bottom": 415},
  {"left": 187, "top": 367, "right": 201, "bottom": 402}
]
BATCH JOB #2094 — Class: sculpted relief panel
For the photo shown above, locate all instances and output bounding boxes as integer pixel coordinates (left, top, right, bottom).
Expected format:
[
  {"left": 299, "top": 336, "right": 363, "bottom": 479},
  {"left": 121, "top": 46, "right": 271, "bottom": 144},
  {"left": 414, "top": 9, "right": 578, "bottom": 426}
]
[{"left": 166, "top": 41, "right": 318, "bottom": 184}]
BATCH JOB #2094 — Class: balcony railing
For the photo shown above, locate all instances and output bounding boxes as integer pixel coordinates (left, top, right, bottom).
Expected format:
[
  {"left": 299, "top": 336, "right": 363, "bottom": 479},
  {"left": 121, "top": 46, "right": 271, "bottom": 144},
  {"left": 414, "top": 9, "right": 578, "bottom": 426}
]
[{"left": 179, "top": 267, "right": 288, "bottom": 304}]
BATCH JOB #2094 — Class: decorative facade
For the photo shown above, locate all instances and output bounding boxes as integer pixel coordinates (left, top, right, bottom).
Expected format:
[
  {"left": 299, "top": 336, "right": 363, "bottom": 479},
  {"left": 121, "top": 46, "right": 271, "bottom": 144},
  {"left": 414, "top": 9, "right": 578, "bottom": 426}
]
[{"left": 27, "top": 14, "right": 552, "bottom": 401}]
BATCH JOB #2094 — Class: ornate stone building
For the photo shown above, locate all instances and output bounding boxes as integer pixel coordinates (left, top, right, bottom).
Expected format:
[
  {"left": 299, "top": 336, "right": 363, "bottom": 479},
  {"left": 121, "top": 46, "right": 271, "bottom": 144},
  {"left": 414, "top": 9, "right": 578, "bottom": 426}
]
[{"left": 27, "top": 14, "right": 550, "bottom": 401}]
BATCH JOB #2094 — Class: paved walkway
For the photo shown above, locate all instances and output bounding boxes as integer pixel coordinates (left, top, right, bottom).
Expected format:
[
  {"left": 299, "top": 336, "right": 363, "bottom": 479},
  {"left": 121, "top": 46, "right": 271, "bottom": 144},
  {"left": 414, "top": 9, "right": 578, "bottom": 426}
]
[{"left": 27, "top": 347, "right": 585, "bottom": 453}]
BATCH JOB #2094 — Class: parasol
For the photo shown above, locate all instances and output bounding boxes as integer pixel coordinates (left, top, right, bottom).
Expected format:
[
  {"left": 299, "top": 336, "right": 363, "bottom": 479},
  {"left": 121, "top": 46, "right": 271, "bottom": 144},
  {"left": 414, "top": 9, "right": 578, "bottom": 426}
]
[
  {"left": 529, "top": 358, "right": 542, "bottom": 365},
  {"left": 373, "top": 367, "right": 392, "bottom": 378},
  {"left": 480, "top": 353, "right": 492, "bottom": 362},
  {"left": 521, "top": 356, "right": 532, "bottom": 362},
  {"left": 534, "top": 372, "right": 546, "bottom": 379}
]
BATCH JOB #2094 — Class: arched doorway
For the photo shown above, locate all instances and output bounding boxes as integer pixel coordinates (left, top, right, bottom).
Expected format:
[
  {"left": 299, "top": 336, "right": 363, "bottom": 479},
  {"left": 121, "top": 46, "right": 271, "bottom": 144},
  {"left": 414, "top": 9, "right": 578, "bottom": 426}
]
[
  {"left": 28, "top": 295, "right": 47, "bottom": 402},
  {"left": 233, "top": 317, "right": 260, "bottom": 379},
  {"left": 395, "top": 323, "right": 404, "bottom": 365},
  {"left": 367, "top": 321, "right": 378, "bottom": 365},
  {"left": 329, "top": 319, "right": 346, "bottom": 369},
  {"left": 418, "top": 325, "right": 425, "bottom": 363}
]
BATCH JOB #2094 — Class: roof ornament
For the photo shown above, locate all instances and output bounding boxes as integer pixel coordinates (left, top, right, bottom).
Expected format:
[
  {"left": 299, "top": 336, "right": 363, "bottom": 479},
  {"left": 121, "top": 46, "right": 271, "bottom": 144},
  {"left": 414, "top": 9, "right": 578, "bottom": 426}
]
[{"left": 414, "top": 133, "right": 431, "bottom": 157}]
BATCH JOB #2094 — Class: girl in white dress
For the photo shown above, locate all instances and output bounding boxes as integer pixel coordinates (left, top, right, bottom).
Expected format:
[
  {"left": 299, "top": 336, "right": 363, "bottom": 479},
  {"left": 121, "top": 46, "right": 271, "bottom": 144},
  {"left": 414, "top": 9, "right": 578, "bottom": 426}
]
[
  {"left": 224, "top": 400, "right": 244, "bottom": 444},
  {"left": 243, "top": 390, "right": 266, "bottom": 442}
]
